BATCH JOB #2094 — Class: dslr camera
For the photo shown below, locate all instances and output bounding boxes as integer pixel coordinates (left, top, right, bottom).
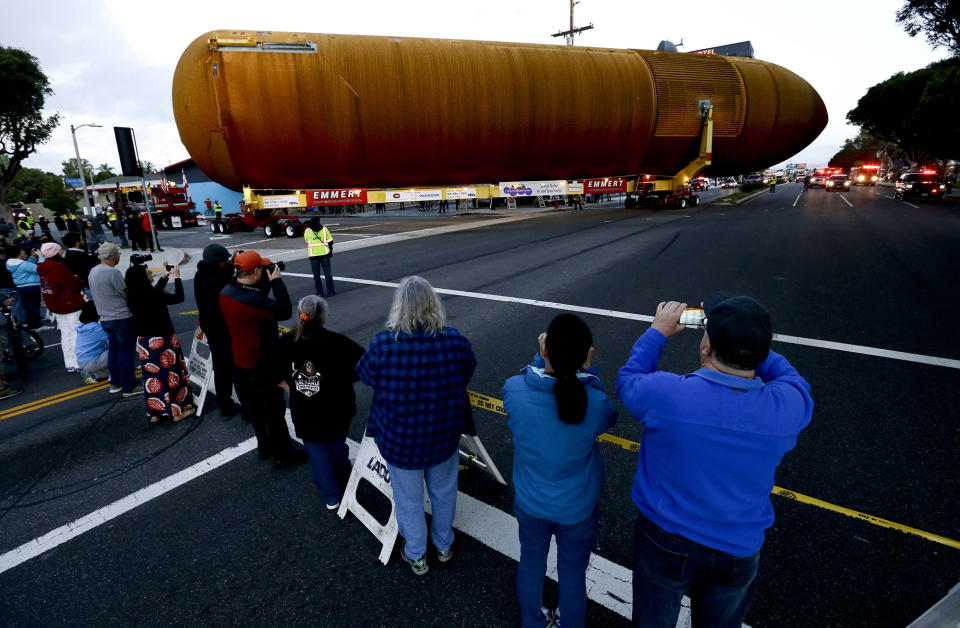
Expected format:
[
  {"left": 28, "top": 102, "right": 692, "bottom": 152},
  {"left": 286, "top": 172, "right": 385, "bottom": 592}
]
[
  {"left": 264, "top": 260, "right": 285, "bottom": 272},
  {"left": 130, "top": 253, "right": 153, "bottom": 266}
]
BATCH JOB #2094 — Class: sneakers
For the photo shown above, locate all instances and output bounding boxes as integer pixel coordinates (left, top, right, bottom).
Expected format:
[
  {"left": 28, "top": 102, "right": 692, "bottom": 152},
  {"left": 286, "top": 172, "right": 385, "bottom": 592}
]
[
  {"left": 325, "top": 501, "right": 340, "bottom": 511},
  {"left": 108, "top": 385, "right": 123, "bottom": 394},
  {"left": 437, "top": 547, "right": 453, "bottom": 564},
  {"left": 66, "top": 367, "right": 81, "bottom": 374},
  {"left": 401, "top": 544, "right": 429, "bottom": 576},
  {"left": 122, "top": 386, "right": 144, "bottom": 398}
]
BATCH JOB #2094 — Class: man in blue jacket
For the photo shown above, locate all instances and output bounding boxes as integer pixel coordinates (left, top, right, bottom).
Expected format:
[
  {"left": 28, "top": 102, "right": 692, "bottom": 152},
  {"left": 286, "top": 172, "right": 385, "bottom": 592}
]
[{"left": 617, "top": 295, "right": 813, "bottom": 628}]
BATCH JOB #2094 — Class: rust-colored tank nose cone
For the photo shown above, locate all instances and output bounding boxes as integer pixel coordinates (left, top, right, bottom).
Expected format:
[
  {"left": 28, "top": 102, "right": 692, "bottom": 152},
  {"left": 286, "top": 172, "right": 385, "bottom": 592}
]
[{"left": 172, "top": 31, "right": 828, "bottom": 190}]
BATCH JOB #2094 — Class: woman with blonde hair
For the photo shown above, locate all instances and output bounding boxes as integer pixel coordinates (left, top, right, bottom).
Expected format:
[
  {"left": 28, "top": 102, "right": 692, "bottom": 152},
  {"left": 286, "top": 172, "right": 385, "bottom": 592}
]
[
  {"left": 357, "top": 276, "right": 477, "bottom": 576},
  {"left": 261, "top": 295, "right": 365, "bottom": 509}
]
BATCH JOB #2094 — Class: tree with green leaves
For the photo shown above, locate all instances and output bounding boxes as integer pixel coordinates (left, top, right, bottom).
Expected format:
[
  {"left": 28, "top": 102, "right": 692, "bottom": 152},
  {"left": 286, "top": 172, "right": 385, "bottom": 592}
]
[
  {"left": 6, "top": 165, "right": 62, "bottom": 205},
  {"left": 828, "top": 132, "right": 888, "bottom": 171},
  {"left": 0, "top": 46, "right": 61, "bottom": 215},
  {"left": 847, "top": 58, "right": 960, "bottom": 168},
  {"left": 62, "top": 157, "right": 94, "bottom": 180},
  {"left": 897, "top": 1, "right": 960, "bottom": 56},
  {"left": 93, "top": 163, "right": 116, "bottom": 183}
]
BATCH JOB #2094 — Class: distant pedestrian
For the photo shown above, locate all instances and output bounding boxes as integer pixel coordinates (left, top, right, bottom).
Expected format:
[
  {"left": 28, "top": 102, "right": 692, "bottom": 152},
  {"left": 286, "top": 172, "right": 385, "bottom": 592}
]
[
  {"left": 304, "top": 217, "right": 335, "bottom": 296},
  {"left": 617, "top": 295, "right": 813, "bottom": 627},
  {"left": 213, "top": 200, "right": 222, "bottom": 222},
  {"left": 504, "top": 314, "right": 616, "bottom": 628},
  {"left": 126, "top": 262, "right": 195, "bottom": 423},
  {"left": 38, "top": 216, "right": 52, "bottom": 238},
  {"left": 205, "top": 197, "right": 213, "bottom": 216},
  {"left": 356, "top": 276, "right": 477, "bottom": 576},
  {"left": 127, "top": 211, "right": 142, "bottom": 251},
  {"left": 261, "top": 295, "right": 365, "bottom": 509},
  {"left": 54, "top": 213, "right": 67, "bottom": 233},
  {"left": 573, "top": 193, "right": 583, "bottom": 210},
  {"left": 61, "top": 232, "right": 98, "bottom": 288},
  {"left": 769, "top": 179, "right": 776, "bottom": 194},
  {"left": 140, "top": 213, "right": 155, "bottom": 252}
]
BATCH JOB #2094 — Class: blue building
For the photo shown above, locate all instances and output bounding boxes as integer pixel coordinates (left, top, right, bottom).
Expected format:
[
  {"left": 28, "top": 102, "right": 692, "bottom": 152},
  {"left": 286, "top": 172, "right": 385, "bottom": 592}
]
[{"left": 163, "top": 158, "right": 245, "bottom": 215}]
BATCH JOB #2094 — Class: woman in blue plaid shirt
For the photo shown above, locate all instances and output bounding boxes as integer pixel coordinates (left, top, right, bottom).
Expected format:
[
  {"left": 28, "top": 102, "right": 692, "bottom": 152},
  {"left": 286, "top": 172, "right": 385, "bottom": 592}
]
[{"left": 357, "top": 276, "right": 477, "bottom": 576}]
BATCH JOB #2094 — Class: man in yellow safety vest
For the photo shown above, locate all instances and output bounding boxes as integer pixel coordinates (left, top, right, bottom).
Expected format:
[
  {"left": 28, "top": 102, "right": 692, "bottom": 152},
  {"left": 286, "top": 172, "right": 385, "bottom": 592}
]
[{"left": 304, "top": 216, "right": 335, "bottom": 296}]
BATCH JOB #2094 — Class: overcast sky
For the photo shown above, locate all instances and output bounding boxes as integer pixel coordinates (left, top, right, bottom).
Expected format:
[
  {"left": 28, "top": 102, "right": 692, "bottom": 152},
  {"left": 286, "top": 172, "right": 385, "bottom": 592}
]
[{"left": 2, "top": 0, "right": 948, "bottom": 180}]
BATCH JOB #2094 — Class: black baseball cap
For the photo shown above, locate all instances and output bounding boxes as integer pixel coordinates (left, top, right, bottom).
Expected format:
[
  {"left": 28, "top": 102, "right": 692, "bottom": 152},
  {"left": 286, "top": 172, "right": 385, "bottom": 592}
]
[{"left": 703, "top": 292, "right": 772, "bottom": 369}]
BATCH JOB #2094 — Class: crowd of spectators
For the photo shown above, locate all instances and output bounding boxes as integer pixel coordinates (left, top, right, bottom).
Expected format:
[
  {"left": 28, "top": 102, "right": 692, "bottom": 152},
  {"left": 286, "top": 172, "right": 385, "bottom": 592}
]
[{"left": 0, "top": 211, "right": 815, "bottom": 626}]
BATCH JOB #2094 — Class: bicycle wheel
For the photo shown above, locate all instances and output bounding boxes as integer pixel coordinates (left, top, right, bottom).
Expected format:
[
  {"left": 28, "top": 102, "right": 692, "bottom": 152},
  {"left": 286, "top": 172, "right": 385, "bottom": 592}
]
[{"left": 7, "top": 325, "right": 28, "bottom": 382}]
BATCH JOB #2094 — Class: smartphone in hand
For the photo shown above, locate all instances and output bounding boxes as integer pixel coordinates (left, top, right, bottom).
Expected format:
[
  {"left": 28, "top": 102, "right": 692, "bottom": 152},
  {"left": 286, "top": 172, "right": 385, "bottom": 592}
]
[{"left": 679, "top": 307, "right": 705, "bottom": 326}]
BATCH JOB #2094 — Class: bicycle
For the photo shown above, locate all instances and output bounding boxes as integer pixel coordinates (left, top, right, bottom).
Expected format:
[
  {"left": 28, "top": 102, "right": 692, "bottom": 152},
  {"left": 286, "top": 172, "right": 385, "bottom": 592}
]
[{"left": 1, "top": 290, "right": 45, "bottom": 382}]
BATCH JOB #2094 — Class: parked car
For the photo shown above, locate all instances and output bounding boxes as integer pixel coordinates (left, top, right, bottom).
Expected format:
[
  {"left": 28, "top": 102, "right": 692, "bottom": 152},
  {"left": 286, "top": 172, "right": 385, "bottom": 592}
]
[{"left": 721, "top": 177, "right": 738, "bottom": 188}]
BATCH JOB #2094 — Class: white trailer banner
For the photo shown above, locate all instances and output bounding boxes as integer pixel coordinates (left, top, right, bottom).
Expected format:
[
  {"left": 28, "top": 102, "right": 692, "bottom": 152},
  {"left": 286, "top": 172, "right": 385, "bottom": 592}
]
[
  {"left": 445, "top": 187, "right": 477, "bottom": 200},
  {"left": 262, "top": 194, "right": 300, "bottom": 209},
  {"left": 385, "top": 189, "right": 443, "bottom": 202},
  {"left": 499, "top": 180, "right": 567, "bottom": 197},
  {"left": 567, "top": 182, "right": 583, "bottom": 194}
]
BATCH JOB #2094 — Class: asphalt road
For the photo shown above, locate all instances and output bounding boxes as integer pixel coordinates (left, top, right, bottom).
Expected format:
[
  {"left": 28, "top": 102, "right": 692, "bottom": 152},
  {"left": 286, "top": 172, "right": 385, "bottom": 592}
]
[{"left": 1, "top": 183, "right": 957, "bottom": 627}]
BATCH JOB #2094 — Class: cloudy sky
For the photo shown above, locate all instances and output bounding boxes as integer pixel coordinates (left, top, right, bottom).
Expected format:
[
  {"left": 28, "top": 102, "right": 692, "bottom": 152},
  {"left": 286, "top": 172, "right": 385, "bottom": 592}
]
[{"left": 2, "top": 0, "right": 948, "bottom": 179}]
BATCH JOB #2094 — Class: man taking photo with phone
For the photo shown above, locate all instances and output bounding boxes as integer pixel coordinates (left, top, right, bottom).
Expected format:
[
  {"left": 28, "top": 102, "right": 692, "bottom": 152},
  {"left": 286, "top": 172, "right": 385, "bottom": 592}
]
[
  {"left": 617, "top": 294, "right": 813, "bottom": 627},
  {"left": 220, "top": 251, "right": 306, "bottom": 469}
]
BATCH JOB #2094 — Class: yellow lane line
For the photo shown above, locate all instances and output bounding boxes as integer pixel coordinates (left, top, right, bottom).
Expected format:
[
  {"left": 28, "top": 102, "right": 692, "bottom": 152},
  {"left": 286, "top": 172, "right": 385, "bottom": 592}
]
[
  {"left": 467, "top": 389, "right": 960, "bottom": 551},
  {"left": 0, "top": 369, "right": 143, "bottom": 422}
]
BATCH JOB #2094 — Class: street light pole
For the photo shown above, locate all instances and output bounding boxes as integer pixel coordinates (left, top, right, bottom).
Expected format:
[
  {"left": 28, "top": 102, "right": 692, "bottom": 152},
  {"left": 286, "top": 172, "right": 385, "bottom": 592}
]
[{"left": 70, "top": 123, "right": 102, "bottom": 216}]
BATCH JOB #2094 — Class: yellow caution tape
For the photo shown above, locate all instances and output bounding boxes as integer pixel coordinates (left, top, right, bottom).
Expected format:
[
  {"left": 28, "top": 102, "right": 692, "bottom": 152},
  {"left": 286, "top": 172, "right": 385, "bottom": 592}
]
[{"left": 467, "top": 389, "right": 960, "bottom": 551}]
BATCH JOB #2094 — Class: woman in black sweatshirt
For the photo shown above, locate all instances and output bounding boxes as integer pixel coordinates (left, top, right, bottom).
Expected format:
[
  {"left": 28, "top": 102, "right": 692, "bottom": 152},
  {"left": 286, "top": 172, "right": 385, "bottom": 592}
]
[{"left": 125, "top": 263, "right": 196, "bottom": 423}]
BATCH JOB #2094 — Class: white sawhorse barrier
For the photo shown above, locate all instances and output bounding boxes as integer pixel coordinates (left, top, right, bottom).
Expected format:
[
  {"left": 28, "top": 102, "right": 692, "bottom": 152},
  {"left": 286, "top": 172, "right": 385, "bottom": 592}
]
[
  {"left": 185, "top": 325, "right": 214, "bottom": 416},
  {"left": 338, "top": 432, "right": 506, "bottom": 565}
]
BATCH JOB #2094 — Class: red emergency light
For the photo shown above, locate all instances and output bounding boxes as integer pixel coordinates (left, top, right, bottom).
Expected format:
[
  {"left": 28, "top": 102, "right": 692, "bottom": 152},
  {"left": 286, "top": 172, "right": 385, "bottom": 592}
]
[
  {"left": 921, "top": 169, "right": 938, "bottom": 175},
  {"left": 862, "top": 164, "right": 879, "bottom": 170}
]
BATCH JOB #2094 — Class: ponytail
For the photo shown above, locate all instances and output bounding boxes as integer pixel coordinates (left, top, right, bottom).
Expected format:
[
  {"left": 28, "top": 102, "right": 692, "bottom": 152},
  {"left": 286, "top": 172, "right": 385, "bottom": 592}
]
[
  {"left": 294, "top": 295, "right": 328, "bottom": 342},
  {"left": 544, "top": 314, "right": 592, "bottom": 425}
]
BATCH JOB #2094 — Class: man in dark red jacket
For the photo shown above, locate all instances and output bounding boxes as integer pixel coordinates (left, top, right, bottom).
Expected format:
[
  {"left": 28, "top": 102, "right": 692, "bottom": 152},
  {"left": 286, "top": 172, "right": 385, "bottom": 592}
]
[
  {"left": 219, "top": 250, "right": 306, "bottom": 469},
  {"left": 37, "top": 243, "right": 86, "bottom": 374}
]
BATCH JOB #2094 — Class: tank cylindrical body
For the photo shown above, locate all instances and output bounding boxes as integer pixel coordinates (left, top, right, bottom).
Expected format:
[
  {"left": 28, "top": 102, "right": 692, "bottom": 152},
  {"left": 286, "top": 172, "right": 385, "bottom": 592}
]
[{"left": 172, "top": 31, "right": 827, "bottom": 190}]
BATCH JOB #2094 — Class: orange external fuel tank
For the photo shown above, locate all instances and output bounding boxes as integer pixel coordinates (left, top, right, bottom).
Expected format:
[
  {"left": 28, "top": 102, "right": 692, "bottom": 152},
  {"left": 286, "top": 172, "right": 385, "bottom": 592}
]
[{"left": 172, "top": 31, "right": 828, "bottom": 190}]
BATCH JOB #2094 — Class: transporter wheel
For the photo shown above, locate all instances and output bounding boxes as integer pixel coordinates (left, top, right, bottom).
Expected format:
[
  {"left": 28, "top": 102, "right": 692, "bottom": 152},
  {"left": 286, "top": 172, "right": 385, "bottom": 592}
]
[
  {"left": 210, "top": 221, "right": 219, "bottom": 233},
  {"left": 691, "top": 195, "right": 700, "bottom": 207},
  {"left": 160, "top": 216, "right": 172, "bottom": 229},
  {"left": 263, "top": 221, "right": 279, "bottom": 238},
  {"left": 676, "top": 197, "right": 687, "bottom": 209},
  {"left": 284, "top": 222, "right": 303, "bottom": 238},
  {"left": 624, "top": 197, "right": 636, "bottom": 209}
]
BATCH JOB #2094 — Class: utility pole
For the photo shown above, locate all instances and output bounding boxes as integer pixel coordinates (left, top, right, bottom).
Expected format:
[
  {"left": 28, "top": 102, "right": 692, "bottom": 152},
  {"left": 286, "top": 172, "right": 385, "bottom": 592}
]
[
  {"left": 70, "top": 123, "right": 102, "bottom": 215},
  {"left": 551, "top": 0, "right": 593, "bottom": 45}
]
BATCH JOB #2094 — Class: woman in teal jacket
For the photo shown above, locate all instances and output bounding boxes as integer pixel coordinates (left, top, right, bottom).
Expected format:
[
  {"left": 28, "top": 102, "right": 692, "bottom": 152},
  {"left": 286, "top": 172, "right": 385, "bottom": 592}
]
[
  {"left": 5, "top": 244, "right": 43, "bottom": 328},
  {"left": 503, "top": 314, "right": 617, "bottom": 628}
]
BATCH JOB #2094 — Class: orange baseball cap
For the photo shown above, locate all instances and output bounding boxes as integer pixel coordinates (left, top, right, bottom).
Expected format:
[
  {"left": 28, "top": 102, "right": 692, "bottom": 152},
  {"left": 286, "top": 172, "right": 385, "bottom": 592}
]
[{"left": 234, "top": 250, "right": 272, "bottom": 271}]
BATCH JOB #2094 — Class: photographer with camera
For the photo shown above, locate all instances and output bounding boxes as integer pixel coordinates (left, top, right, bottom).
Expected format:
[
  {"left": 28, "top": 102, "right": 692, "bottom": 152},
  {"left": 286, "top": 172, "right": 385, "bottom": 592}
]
[
  {"left": 220, "top": 251, "right": 306, "bottom": 469},
  {"left": 88, "top": 242, "right": 141, "bottom": 397},
  {"left": 616, "top": 295, "right": 813, "bottom": 627},
  {"left": 125, "top": 260, "right": 195, "bottom": 423},
  {"left": 194, "top": 244, "right": 239, "bottom": 418}
]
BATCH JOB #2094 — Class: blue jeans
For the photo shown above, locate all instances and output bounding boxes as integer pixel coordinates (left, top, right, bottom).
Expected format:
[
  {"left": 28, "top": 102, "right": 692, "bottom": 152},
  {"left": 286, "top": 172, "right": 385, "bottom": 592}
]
[
  {"left": 515, "top": 503, "right": 598, "bottom": 628},
  {"left": 631, "top": 513, "right": 760, "bottom": 628},
  {"left": 386, "top": 451, "right": 459, "bottom": 560},
  {"left": 303, "top": 438, "right": 351, "bottom": 506},
  {"left": 100, "top": 318, "right": 138, "bottom": 393},
  {"left": 309, "top": 255, "right": 334, "bottom": 296}
]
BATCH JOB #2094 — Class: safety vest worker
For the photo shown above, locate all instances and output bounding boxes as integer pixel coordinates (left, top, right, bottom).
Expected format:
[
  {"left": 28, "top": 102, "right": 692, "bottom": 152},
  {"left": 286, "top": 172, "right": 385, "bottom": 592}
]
[
  {"left": 304, "top": 223, "right": 334, "bottom": 257},
  {"left": 16, "top": 217, "right": 30, "bottom": 239},
  {"left": 25, "top": 212, "right": 35, "bottom": 229},
  {"left": 106, "top": 208, "right": 117, "bottom": 223},
  {"left": 213, "top": 201, "right": 222, "bottom": 219}
]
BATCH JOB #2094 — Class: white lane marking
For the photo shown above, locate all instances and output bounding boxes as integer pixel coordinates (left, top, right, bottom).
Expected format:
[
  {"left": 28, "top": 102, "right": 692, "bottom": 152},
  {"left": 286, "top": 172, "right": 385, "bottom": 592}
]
[
  {"left": 284, "top": 274, "right": 960, "bottom": 370},
  {"left": 208, "top": 235, "right": 230, "bottom": 241},
  {"left": 839, "top": 194, "right": 854, "bottom": 208},
  {"left": 226, "top": 237, "right": 276, "bottom": 248},
  {"left": 903, "top": 201, "right": 919, "bottom": 208},
  {"left": 0, "top": 429, "right": 658, "bottom": 623},
  {"left": 792, "top": 193, "right": 802, "bottom": 207},
  {"left": 0, "top": 437, "right": 257, "bottom": 574}
]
